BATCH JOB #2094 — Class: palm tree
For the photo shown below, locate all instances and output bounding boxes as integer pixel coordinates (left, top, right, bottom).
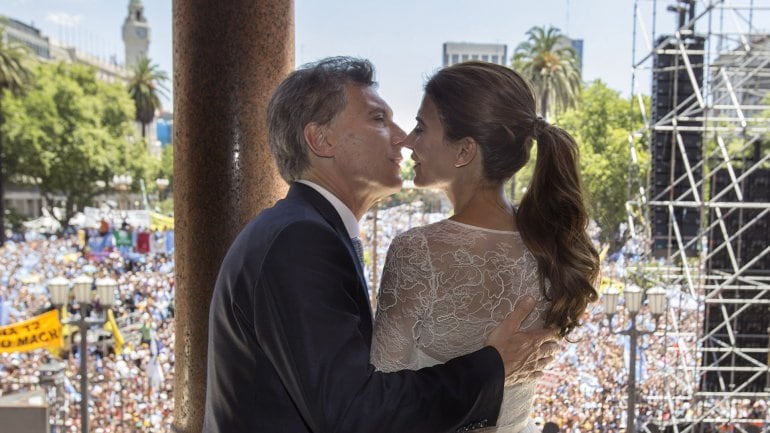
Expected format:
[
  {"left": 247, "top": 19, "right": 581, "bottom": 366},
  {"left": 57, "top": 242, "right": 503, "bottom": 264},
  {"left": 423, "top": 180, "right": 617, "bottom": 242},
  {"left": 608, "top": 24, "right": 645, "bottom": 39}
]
[
  {"left": 512, "top": 25, "right": 582, "bottom": 119},
  {"left": 128, "top": 57, "right": 169, "bottom": 138},
  {"left": 0, "top": 26, "right": 32, "bottom": 245}
]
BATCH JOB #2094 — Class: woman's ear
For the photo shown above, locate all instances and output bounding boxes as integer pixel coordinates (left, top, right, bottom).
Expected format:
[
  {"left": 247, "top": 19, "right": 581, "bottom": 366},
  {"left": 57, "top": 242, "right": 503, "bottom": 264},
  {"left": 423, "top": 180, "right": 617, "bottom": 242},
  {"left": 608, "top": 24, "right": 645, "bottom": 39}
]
[
  {"left": 454, "top": 137, "right": 478, "bottom": 168},
  {"left": 304, "top": 122, "right": 334, "bottom": 157}
]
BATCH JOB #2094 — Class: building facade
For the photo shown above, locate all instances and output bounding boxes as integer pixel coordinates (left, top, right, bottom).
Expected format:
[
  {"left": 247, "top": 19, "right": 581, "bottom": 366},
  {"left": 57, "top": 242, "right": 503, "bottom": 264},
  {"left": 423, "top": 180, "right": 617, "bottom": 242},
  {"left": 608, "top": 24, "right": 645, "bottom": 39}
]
[
  {"left": 443, "top": 42, "right": 508, "bottom": 67},
  {"left": 1, "top": 0, "right": 161, "bottom": 220},
  {"left": 1, "top": 17, "right": 50, "bottom": 59},
  {"left": 560, "top": 36, "right": 584, "bottom": 73}
]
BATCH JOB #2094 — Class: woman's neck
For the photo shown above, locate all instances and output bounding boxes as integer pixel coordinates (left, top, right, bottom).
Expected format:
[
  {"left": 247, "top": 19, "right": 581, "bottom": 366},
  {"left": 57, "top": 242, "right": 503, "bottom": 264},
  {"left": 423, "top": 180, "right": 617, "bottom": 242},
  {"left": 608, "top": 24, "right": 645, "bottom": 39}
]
[{"left": 448, "top": 183, "right": 517, "bottom": 231}]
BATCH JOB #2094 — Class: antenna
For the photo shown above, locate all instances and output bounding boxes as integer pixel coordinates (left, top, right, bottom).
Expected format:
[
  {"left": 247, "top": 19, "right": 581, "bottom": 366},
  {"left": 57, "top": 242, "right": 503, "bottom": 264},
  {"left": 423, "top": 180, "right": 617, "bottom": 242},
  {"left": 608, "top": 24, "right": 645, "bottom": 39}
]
[{"left": 565, "top": 0, "right": 571, "bottom": 34}]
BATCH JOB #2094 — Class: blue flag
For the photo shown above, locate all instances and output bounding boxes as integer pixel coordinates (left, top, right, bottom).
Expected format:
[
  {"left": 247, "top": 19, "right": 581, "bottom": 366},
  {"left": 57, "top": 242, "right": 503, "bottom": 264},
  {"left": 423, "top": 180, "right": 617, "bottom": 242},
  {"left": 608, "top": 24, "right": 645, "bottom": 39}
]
[{"left": 0, "top": 295, "right": 8, "bottom": 326}]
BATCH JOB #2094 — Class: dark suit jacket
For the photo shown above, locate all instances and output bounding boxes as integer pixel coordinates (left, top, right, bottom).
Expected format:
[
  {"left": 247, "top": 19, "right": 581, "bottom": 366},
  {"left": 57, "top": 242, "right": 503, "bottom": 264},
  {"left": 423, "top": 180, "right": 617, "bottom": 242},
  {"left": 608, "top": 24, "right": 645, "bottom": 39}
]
[{"left": 203, "top": 182, "right": 504, "bottom": 433}]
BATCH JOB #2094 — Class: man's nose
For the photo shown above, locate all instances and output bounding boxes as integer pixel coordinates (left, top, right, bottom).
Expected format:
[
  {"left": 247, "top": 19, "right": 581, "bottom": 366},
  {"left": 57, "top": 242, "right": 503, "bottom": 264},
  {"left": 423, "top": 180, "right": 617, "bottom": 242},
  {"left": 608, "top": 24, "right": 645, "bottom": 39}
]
[
  {"left": 402, "top": 133, "right": 415, "bottom": 150},
  {"left": 392, "top": 124, "right": 407, "bottom": 147}
]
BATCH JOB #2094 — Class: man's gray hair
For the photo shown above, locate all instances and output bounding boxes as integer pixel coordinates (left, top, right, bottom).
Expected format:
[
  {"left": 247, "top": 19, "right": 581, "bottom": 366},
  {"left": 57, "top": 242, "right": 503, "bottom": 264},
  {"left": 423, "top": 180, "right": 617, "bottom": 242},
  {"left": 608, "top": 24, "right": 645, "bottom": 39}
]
[{"left": 267, "top": 56, "right": 376, "bottom": 181}]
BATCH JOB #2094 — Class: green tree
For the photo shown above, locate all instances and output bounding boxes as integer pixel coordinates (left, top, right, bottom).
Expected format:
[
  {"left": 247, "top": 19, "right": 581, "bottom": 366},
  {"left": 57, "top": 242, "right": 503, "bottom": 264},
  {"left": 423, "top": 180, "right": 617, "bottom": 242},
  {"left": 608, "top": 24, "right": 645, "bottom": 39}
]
[
  {"left": 127, "top": 57, "right": 169, "bottom": 138},
  {"left": 386, "top": 158, "right": 417, "bottom": 206},
  {"left": 512, "top": 25, "right": 582, "bottom": 118},
  {"left": 557, "top": 80, "right": 649, "bottom": 245},
  {"left": 0, "top": 25, "right": 33, "bottom": 243},
  {"left": 1, "top": 62, "right": 154, "bottom": 225},
  {"left": 154, "top": 143, "right": 173, "bottom": 214}
]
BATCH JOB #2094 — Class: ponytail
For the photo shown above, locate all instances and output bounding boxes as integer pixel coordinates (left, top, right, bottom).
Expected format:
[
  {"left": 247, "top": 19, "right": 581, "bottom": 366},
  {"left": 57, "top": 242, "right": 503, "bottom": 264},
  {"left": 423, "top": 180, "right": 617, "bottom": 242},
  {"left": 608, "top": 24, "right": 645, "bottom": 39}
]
[{"left": 517, "top": 121, "right": 600, "bottom": 337}]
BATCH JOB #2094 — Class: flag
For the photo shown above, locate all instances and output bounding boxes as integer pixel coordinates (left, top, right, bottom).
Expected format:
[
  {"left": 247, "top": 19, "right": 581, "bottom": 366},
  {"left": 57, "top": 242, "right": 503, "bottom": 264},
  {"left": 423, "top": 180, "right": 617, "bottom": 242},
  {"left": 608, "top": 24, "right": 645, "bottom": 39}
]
[
  {"left": 147, "top": 330, "right": 163, "bottom": 390},
  {"left": 53, "top": 305, "right": 77, "bottom": 356},
  {"left": 147, "top": 355, "right": 164, "bottom": 390},
  {"left": 0, "top": 310, "right": 62, "bottom": 353},
  {"left": 0, "top": 295, "right": 8, "bottom": 327},
  {"left": 60, "top": 305, "right": 76, "bottom": 345},
  {"left": 103, "top": 308, "right": 125, "bottom": 354}
]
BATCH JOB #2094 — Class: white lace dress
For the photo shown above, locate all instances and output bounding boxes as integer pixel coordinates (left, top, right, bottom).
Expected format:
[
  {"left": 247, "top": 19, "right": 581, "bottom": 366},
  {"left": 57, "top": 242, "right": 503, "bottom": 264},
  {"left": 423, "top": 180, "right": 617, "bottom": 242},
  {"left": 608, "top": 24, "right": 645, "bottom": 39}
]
[{"left": 371, "top": 219, "right": 551, "bottom": 433}]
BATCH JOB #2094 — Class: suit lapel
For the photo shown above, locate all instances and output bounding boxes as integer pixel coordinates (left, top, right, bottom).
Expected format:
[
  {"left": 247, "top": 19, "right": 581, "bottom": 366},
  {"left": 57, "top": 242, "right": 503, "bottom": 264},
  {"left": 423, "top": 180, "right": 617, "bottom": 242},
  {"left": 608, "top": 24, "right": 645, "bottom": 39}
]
[{"left": 287, "top": 183, "right": 372, "bottom": 317}]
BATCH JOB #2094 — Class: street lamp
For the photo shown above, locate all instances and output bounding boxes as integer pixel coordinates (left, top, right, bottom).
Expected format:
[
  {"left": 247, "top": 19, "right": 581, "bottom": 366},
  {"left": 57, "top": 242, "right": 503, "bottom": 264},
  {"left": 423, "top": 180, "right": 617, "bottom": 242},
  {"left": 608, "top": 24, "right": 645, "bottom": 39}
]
[
  {"left": 93, "top": 277, "right": 116, "bottom": 307},
  {"left": 47, "top": 276, "right": 70, "bottom": 306},
  {"left": 601, "top": 284, "right": 667, "bottom": 433},
  {"left": 48, "top": 275, "right": 117, "bottom": 433},
  {"left": 155, "top": 178, "right": 169, "bottom": 202},
  {"left": 112, "top": 175, "right": 132, "bottom": 210}
]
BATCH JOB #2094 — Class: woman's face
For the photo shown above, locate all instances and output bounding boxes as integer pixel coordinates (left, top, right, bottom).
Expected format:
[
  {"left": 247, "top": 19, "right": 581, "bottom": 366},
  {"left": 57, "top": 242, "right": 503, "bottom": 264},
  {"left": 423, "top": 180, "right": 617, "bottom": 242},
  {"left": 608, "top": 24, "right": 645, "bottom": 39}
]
[{"left": 403, "top": 95, "right": 459, "bottom": 188}]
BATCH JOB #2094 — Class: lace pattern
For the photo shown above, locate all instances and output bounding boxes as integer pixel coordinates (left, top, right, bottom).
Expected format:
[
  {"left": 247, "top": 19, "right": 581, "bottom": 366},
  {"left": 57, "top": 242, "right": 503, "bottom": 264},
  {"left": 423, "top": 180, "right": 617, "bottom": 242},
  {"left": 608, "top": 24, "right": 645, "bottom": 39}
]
[{"left": 371, "top": 219, "right": 551, "bottom": 432}]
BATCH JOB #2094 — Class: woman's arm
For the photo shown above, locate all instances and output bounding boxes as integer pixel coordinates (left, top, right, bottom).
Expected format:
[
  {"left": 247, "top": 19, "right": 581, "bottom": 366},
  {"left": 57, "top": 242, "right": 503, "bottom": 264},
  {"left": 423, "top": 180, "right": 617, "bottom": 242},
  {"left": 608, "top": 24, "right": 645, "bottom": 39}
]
[{"left": 371, "top": 231, "right": 432, "bottom": 372}]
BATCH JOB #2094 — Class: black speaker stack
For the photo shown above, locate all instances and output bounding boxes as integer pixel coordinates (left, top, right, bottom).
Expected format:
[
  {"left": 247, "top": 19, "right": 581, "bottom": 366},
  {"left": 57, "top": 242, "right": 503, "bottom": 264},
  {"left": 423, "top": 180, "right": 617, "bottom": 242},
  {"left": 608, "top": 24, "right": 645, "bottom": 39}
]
[
  {"left": 650, "top": 34, "right": 705, "bottom": 257},
  {"left": 708, "top": 166, "right": 770, "bottom": 275},
  {"left": 701, "top": 164, "right": 770, "bottom": 394}
]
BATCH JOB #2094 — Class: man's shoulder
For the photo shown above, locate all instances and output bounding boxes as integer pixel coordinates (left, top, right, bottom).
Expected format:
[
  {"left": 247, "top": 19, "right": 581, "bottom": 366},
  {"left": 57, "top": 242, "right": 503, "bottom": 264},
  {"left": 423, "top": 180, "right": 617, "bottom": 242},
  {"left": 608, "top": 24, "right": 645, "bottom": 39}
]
[
  {"left": 250, "top": 196, "right": 328, "bottom": 234},
  {"left": 216, "top": 198, "right": 335, "bottom": 287},
  {"left": 231, "top": 197, "right": 333, "bottom": 254}
]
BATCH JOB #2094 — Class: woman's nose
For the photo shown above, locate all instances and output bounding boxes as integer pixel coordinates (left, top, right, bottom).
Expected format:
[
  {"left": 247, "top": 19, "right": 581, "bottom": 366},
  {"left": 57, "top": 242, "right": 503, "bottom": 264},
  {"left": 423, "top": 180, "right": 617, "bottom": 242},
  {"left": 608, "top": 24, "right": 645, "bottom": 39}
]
[{"left": 401, "top": 133, "right": 415, "bottom": 150}]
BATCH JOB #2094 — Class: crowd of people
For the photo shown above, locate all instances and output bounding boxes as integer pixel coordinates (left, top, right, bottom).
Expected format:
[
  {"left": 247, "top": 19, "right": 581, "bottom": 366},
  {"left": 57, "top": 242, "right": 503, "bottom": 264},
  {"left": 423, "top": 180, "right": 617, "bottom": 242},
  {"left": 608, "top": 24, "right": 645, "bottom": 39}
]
[
  {"left": 0, "top": 208, "right": 767, "bottom": 432},
  {"left": 0, "top": 226, "right": 175, "bottom": 433}
]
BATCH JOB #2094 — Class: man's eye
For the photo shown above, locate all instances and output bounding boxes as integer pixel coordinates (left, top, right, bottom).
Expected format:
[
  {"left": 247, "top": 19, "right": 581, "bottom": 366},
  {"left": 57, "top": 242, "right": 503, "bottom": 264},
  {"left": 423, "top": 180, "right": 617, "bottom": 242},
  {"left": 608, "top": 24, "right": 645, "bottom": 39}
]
[{"left": 413, "top": 125, "right": 424, "bottom": 134}]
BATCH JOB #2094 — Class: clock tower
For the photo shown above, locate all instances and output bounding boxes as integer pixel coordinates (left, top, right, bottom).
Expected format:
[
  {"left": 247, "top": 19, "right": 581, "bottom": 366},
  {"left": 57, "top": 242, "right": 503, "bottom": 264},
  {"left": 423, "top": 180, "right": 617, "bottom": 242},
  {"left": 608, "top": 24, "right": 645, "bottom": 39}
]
[{"left": 122, "top": 0, "right": 150, "bottom": 69}]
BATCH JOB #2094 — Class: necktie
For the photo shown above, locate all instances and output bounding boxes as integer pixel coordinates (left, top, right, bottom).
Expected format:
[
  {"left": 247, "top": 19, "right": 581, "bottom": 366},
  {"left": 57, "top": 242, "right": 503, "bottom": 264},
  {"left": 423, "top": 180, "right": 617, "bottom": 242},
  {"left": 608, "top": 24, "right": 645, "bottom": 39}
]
[{"left": 351, "top": 237, "right": 365, "bottom": 266}]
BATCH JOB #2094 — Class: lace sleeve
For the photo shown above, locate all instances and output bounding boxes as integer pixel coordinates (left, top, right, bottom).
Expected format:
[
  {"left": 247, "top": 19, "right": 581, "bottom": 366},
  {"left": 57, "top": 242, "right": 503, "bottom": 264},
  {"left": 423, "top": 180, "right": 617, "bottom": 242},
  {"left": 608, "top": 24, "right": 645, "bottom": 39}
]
[{"left": 371, "top": 230, "right": 433, "bottom": 372}]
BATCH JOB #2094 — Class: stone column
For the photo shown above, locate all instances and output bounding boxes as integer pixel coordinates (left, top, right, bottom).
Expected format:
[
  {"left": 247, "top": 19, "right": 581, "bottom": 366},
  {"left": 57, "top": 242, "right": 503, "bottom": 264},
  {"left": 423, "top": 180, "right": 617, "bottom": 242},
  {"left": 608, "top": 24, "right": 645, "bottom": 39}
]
[{"left": 172, "top": 1, "right": 293, "bottom": 432}]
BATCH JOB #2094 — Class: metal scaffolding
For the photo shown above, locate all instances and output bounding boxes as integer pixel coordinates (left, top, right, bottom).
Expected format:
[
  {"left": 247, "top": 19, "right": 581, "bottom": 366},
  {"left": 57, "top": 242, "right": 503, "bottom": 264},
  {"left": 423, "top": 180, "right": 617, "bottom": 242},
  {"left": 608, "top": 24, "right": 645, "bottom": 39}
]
[{"left": 628, "top": 1, "right": 770, "bottom": 431}]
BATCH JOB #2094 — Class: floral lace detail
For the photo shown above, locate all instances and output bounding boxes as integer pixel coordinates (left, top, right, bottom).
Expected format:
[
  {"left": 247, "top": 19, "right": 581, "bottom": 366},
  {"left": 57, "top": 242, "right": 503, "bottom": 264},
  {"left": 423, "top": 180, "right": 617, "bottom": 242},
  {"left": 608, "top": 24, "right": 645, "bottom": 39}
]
[{"left": 371, "top": 219, "right": 551, "bottom": 432}]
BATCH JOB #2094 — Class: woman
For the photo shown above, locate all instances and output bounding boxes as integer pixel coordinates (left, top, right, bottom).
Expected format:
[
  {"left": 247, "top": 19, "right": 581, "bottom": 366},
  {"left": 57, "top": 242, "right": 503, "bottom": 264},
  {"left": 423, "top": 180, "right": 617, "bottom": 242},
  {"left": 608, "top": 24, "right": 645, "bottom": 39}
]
[{"left": 371, "top": 62, "right": 600, "bottom": 432}]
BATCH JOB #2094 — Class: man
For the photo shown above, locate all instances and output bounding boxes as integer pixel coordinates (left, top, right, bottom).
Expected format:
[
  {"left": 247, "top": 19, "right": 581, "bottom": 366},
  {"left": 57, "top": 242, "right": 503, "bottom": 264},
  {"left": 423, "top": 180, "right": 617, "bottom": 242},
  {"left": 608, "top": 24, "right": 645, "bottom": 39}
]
[{"left": 204, "top": 57, "right": 557, "bottom": 432}]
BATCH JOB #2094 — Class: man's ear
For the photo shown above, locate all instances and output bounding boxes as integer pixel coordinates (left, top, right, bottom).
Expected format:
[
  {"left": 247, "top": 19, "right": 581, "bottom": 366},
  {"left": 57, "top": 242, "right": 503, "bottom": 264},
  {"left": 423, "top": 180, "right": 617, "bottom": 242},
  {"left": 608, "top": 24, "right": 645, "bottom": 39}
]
[
  {"left": 454, "top": 137, "right": 478, "bottom": 168},
  {"left": 304, "top": 122, "right": 334, "bottom": 158}
]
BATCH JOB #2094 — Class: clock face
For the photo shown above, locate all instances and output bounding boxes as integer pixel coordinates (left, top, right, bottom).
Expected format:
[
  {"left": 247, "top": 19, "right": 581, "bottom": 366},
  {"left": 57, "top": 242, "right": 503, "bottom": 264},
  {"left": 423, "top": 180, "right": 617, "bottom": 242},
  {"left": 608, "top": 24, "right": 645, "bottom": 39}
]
[{"left": 136, "top": 27, "right": 147, "bottom": 38}]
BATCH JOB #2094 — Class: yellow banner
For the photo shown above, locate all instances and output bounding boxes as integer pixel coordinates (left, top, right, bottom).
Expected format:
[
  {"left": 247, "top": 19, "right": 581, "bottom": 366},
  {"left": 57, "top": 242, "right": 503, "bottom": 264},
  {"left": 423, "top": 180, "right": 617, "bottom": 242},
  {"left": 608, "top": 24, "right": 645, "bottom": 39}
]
[
  {"left": 150, "top": 212, "right": 174, "bottom": 231},
  {"left": 0, "top": 310, "right": 62, "bottom": 353}
]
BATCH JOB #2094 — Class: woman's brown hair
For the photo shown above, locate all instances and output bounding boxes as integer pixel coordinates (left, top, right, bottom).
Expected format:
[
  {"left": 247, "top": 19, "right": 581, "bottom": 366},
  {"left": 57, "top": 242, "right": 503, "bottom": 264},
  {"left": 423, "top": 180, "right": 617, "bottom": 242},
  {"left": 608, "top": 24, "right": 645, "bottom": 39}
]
[{"left": 425, "top": 61, "right": 600, "bottom": 337}]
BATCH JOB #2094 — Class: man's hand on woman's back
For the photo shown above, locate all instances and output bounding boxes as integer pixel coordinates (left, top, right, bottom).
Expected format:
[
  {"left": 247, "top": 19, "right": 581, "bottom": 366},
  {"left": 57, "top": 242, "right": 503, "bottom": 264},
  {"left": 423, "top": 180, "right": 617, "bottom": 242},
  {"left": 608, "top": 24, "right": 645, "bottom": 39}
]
[{"left": 485, "top": 296, "right": 561, "bottom": 384}]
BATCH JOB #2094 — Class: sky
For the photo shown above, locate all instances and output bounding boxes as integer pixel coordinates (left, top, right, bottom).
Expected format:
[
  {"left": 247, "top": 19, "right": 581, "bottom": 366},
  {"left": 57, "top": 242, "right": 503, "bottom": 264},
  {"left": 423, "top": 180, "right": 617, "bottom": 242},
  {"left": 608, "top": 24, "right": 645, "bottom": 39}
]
[{"left": 2, "top": 0, "right": 768, "bottom": 129}]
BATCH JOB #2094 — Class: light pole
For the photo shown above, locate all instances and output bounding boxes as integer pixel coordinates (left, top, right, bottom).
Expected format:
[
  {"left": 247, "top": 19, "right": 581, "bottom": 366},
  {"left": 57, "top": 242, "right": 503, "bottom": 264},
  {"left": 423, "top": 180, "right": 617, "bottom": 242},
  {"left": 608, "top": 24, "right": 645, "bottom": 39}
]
[
  {"left": 38, "top": 359, "right": 66, "bottom": 433},
  {"left": 370, "top": 201, "right": 378, "bottom": 308},
  {"left": 112, "top": 175, "right": 132, "bottom": 210},
  {"left": 601, "top": 284, "right": 667, "bottom": 433},
  {"left": 48, "top": 275, "right": 117, "bottom": 433},
  {"left": 155, "top": 178, "right": 170, "bottom": 202}
]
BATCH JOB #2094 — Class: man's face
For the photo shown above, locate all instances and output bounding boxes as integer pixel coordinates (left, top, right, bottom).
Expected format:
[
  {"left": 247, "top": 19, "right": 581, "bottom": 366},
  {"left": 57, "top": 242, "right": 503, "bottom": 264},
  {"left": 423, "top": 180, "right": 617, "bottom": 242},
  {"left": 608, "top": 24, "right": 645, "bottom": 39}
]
[{"left": 324, "top": 84, "right": 406, "bottom": 200}]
